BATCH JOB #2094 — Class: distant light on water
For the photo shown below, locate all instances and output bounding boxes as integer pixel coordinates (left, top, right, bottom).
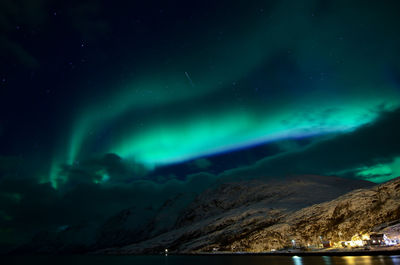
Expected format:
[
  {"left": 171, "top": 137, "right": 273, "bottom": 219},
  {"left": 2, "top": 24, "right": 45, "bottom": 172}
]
[
  {"left": 342, "top": 256, "right": 357, "bottom": 265},
  {"left": 390, "top": 256, "right": 400, "bottom": 265},
  {"left": 292, "top": 255, "right": 303, "bottom": 265},
  {"left": 342, "top": 256, "right": 375, "bottom": 265},
  {"left": 323, "top": 256, "right": 332, "bottom": 265}
]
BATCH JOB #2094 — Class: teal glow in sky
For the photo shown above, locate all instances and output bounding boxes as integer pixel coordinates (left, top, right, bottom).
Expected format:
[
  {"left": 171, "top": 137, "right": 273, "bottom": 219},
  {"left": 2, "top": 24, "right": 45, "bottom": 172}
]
[
  {"left": 53, "top": 80, "right": 400, "bottom": 183},
  {"left": 112, "top": 102, "right": 391, "bottom": 166},
  {"left": 356, "top": 157, "right": 400, "bottom": 183},
  {"left": 46, "top": 0, "right": 400, "bottom": 185}
]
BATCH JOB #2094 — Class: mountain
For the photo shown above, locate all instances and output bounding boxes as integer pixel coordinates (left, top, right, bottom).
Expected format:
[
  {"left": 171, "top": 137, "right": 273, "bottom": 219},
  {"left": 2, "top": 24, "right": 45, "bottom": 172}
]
[
  {"left": 97, "top": 175, "right": 377, "bottom": 254},
  {"left": 175, "top": 175, "right": 372, "bottom": 228},
  {"left": 231, "top": 176, "right": 400, "bottom": 252},
  {"left": 10, "top": 223, "right": 99, "bottom": 254},
  {"left": 94, "top": 192, "right": 196, "bottom": 249},
  {"left": 16, "top": 174, "right": 399, "bottom": 254},
  {"left": 11, "top": 192, "right": 196, "bottom": 254}
]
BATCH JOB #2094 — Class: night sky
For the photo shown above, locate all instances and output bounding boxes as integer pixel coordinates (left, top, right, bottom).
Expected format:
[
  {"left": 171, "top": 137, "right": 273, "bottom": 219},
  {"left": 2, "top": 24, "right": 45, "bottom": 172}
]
[{"left": 1, "top": 0, "right": 400, "bottom": 248}]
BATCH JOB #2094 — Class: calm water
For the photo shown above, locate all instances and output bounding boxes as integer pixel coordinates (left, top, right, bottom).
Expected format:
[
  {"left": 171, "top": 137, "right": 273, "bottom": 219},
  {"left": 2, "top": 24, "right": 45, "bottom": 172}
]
[{"left": 3, "top": 255, "right": 400, "bottom": 265}]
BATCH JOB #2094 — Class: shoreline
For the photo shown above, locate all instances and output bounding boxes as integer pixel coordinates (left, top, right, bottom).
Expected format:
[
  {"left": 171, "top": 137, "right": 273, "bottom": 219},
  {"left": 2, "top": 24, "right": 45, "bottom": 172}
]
[
  {"left": 187, "top": 248, "right": 400, "bottom": 256},
  {"left": 4, "top": 246, "right": 400, "bottom": 257},
  {"left": 3, "top": 251, "right": 400, "bottom": 257}
]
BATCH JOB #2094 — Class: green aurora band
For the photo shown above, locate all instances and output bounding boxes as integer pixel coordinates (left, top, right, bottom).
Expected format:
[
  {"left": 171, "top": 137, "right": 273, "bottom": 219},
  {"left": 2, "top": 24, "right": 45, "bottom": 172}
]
[
  {"left": 53, "top": 85, "right": 399, "bottom": 184},
  {"left": 112, "top": 101, "right": 395, "bottom": 165},
  {"left": 48, "top": 1, "right": 400, "bottom": 186}
]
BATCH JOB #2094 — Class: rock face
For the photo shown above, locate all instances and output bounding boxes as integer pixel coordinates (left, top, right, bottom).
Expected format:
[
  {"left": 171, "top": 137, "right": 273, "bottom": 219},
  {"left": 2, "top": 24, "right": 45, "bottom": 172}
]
[
  {"left": 17, "top": 175, "right": 400, "bottom": 255},
  {"left": 98, "top": 175, "right": 380, "bottom": 254},
  {"left": 175, "top": 175, "right": 372, "bottom": 228},
  {"left": 233, "top": 177, "right": 400, "bottom": 251}
]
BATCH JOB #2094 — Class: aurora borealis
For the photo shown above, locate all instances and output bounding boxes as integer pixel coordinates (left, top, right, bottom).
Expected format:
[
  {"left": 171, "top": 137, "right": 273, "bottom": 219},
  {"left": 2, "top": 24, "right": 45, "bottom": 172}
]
[
  {"left": 56, "top": 0, "right": 400, "bottom": 172},
  {"left": 1, "top": 0, "right": 400, "bottom": 251}
]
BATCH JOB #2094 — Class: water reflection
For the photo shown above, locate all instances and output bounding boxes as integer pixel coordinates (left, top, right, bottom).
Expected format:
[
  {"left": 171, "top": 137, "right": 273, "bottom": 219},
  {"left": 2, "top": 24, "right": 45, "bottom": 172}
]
[
  {"left": 292, "top": 256, "right": 303, "bottom": 265},
  {"left": 342, "top": 256, "right": 357, "bottom": 265},
  {"left": 360, "top": 256, "right": 373, "bottom": 265},
  {"left": 338, "top": 255, "right": 399, "bottom": 265},
  {"left": 3, "top": 255, "right": 400, "bottom": 265},
  {"left": 391, "top": 255, "right": 400, "bottom": 265},
  {"left": 323, "top": 256, "right": 332, "bottom": 265}
]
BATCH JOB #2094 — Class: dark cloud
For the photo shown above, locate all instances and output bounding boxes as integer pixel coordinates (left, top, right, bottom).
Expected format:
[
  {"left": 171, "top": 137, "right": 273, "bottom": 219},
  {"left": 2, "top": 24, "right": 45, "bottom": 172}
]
[
  {"left": 55, "top": 153, "right": 148, "bottom": 186},
  {"left": 0, "top": 152, "right": 218, "bottom": 248},
  {"left": 0, "top": 156, "right": 23, "bottom": 175},
  {"left": 219, "top": 108, "right": 400, "bottom": 182},
  {"left": 191, "top": 158, "right": 212, "bottom": 170}
]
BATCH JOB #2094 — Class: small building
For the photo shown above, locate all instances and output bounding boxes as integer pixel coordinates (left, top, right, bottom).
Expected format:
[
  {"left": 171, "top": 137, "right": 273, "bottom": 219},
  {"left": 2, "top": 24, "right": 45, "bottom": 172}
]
[
  {"left": 369, "top": 233, "right": 387, "bottom": 246},
  {"left": 283, "top": 238, "right": 304, "bottom": 249},
  {"left": 322, "top": 241, "right": 332, "bottom": 248}
]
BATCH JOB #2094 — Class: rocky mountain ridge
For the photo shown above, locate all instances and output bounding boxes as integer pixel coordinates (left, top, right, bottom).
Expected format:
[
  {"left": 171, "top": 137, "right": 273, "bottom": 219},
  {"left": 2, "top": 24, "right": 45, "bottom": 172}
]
[
  {"left": 230, "top": 177, "right": 400, "bottom": 252},
  {"left": 97, "top": 175, "right": 380, "bottom": 254},
  {"left": 15, "top": 174, "right": 397, "bottom": 254}
]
